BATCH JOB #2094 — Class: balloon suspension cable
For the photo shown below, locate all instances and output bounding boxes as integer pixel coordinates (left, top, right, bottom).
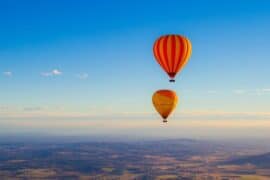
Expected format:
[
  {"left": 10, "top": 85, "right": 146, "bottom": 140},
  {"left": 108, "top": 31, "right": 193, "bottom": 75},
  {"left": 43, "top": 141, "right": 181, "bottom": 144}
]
[{"left": 169, "top": 79, "right": 175, "bottom": 83}]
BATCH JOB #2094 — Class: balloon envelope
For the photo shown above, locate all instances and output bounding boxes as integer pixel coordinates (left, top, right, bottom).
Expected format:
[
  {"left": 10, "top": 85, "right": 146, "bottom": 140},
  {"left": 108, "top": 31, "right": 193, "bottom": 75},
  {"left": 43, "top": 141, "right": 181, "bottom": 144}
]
[
  {"left": 152, "top": 90, "right": 178, "bottom": 122},
  {"left": 153, "top": 34, "right": 192, "bottom": 82}
]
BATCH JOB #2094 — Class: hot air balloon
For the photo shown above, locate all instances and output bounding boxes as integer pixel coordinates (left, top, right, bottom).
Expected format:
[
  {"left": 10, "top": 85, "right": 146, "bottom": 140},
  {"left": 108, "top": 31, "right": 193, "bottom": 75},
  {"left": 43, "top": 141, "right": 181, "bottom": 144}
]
[
  {"left": 153, "top": 34, "right": 192, "bottom": 82},
  {"left": 152, "top": 89, "right": 178, "bottom": 123}
]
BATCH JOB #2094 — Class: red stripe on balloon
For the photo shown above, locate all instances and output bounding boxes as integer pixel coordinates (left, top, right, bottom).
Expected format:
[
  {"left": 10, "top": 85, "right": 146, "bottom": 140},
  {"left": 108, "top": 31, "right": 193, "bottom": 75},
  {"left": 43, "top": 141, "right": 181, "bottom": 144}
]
[
  {"left": 173, "top": 35, "right": 185, "bottom": 73},
  {"left": 171, "top": 35, "right": 176, "bottom": 74},
  {"left": 162, "top": 35, "right": 170, "bottom": 72},
  {"left": 154, "top": 38, "right": 167, "bottom": 72}
]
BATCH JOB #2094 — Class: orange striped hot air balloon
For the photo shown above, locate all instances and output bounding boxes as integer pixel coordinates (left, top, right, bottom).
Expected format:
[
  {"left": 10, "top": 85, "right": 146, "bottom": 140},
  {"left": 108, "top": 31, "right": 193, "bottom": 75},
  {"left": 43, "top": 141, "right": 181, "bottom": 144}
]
[
  {"left": 152, "top": 90, "right": 178, "bottom": 123},
  {"left": 153, "top": 34, "right": 192, "bottom": 82}
]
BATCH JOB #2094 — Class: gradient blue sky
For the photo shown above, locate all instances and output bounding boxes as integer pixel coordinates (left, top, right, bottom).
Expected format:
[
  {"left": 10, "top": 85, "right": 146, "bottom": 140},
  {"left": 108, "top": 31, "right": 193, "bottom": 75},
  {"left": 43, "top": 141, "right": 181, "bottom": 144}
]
[{"left": 0, "top": 0, "right": 270, "bottom": 138}]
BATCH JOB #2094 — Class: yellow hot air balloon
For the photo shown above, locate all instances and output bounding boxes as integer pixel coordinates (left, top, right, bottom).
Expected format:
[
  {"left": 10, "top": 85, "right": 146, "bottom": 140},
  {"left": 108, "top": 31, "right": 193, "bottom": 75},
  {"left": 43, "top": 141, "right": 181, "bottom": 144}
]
[{"left": 152, "top": 90, "right": 178, "bottom": 123}]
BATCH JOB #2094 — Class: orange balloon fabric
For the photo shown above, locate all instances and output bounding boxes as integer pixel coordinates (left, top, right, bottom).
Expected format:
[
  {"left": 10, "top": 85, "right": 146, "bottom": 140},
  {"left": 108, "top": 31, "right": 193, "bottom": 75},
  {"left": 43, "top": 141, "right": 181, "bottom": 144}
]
[
  {"left": 152, "top": 90, "right": 178, "bottom": 122},
  {"left": 153, "top": 34, "right": 192, "bottom": 81}
]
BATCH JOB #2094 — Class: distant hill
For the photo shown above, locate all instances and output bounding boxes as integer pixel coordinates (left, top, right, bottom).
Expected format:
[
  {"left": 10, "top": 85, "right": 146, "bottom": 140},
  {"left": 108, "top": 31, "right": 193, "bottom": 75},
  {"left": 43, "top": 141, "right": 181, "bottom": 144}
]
[{"left": 224, "top": 152, "right": 270, "bottom": 168}]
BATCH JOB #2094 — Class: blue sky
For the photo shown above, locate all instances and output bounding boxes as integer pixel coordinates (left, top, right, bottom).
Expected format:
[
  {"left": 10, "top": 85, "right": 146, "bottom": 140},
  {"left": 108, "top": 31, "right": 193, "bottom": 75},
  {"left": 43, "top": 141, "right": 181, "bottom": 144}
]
[{"left": 0, "top": 0, "right": 270, "bottom": 138}]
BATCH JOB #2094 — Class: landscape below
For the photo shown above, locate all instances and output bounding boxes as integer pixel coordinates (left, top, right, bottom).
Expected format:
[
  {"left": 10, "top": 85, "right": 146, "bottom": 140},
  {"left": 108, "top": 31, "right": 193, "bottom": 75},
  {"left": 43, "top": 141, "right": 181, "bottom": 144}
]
[{"left": 0, "top": 138, "right": 270, "bottom": 179}]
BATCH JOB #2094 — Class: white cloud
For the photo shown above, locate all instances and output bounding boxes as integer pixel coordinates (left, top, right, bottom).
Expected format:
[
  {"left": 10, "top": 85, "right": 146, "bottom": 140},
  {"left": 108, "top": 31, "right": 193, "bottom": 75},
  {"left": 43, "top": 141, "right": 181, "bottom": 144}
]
[
  {"left": 255, "top": 88, "right": 270, "bottom": 95},
  {"left": 41, "top": 69, "right": 62, "bottom": 77},
  {"left": 52, "top": 69, "right": 62, "bottom": 75},
  {"left": 233, "top": 89, "right": 246, "bottom": 94},
  {"left": 41, "top": 72, "right": 51, "bottom": 77},
  {"left": 23, "top": 107, "right": 42, "bottom": 112},
  {"left": 261, "top": 88, "right": 270, "bottom": 93},
  {"left": 76, "top": 73, "right": 89, "bottom": 80},
  {"left": 0, "top": 106, "right": 9, "bottom": 111},
  {"left": 3, "top": 71, "right": 12, "bottom": 77},
  {"left": 207, "top": 90, "right": 217, "bottom": 94}
]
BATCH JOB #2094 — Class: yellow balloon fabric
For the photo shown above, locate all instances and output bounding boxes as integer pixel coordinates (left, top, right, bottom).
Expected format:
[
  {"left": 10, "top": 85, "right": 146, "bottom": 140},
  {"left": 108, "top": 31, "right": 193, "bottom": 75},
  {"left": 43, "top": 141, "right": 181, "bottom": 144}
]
[{"left": 152, "top": 90, "right": 178, "bottom": 122}]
